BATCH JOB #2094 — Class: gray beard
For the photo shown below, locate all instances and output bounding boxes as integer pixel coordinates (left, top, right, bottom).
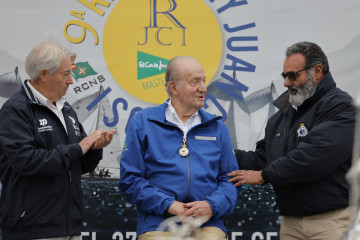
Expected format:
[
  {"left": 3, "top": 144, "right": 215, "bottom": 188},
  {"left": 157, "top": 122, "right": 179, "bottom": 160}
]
[{"left": 288, "top": 72, "right": 317, "bottom": 107}]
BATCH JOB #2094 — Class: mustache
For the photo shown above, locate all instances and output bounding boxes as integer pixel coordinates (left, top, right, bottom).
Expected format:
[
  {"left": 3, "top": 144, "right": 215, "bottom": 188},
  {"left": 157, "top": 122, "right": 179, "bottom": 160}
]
[{"left": 288, "top": 86, "right": 298, "bottom": 91}]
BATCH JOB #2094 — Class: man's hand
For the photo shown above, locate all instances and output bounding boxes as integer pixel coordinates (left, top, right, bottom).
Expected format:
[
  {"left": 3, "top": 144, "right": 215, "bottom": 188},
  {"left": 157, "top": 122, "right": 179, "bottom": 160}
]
[
  {"left": 183, "top": 201, "right": 212, "bottom": 224},
  {"left": 167, "top": 201, "right": 190, "bottom": 216},
  {"left": 79, "top": 129, "right": 116, "bottom": 155},
  {"left": 91, "top": 129, "right": 116, "bottom": 150},
  {"left": 228, "top": 170, "right": 265, "bottom": 187}
]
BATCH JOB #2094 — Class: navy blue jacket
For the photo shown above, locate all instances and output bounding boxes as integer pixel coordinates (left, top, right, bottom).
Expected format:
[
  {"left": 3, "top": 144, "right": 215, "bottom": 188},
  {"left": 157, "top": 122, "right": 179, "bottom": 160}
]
[
  {"left": 0, "top": 80, "right": 103, "bottom": 240},
  {"left": 236, "top": 72, "right": 355, "bottom": 216}
]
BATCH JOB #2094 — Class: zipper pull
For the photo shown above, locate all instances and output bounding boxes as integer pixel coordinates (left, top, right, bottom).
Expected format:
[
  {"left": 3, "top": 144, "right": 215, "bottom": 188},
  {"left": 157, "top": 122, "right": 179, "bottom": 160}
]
[{"left": 183, "top": 135, "right": 187, "bottom": 148}]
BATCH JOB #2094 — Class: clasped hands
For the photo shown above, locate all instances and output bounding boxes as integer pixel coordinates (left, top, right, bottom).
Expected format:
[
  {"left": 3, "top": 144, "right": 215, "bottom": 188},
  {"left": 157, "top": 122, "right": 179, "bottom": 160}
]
[
  {"left": 167, "top": 200, "right": 212, "bottom": 225},
  {"left": 79, "top": 129, "right": 116, "bottom": 155},
  {"left": 228, "top": 170, "right": 265, "bottom": 187}
]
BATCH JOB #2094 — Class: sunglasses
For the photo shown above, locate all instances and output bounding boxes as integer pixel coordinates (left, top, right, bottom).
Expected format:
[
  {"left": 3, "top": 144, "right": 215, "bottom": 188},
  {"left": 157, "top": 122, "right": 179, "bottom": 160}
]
[{"left": 281, "top": 66, "right": 313, "bottom": 81}]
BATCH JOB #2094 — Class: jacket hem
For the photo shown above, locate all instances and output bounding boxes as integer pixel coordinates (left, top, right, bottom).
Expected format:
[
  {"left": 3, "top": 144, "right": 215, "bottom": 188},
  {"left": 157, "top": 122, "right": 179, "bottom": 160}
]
[{"left": 2, "top": 220, "right": 82, "bottom": 240}]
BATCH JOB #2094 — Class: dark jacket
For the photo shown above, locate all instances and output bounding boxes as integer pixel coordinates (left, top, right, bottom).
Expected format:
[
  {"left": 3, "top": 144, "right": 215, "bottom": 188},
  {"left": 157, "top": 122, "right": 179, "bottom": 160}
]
[
  {"left": 236, "top": 72, "right": 355, "bottom": 217},
  {"left": 0, "top": 80, "right": 103, "bottom": 240}
]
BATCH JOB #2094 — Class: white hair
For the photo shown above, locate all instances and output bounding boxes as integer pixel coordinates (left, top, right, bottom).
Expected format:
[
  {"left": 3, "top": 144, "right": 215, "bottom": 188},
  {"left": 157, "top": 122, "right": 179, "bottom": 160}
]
[
  {"left": 165, "top": 56, "right": 198, "bottom": 97},
  {"left": 25, "top": 39, "right": 71, "bottom": 81}
]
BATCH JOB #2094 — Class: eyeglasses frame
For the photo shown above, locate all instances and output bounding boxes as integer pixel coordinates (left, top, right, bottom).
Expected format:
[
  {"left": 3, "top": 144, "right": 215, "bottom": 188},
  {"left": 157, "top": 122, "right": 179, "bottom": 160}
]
[{"left": 281, "top": 66, "right": 314, "bottom": 81}]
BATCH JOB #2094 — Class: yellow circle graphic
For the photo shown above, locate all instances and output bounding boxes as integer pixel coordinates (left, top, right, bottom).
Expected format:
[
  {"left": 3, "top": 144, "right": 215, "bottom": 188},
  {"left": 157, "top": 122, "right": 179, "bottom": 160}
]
[{"left": 103, "top": 0, "right": 222, "bottom": 104}]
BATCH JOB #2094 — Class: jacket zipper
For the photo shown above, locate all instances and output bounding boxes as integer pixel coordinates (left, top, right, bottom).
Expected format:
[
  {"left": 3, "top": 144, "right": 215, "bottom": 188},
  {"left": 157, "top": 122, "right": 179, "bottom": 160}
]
[
  {"left": 282, "top": 123, "right": 287, "bottom": 155},
  {"left": 185, "top": 136, "right": 191, "bottom": 202},
  {"left": 66, "top": 170, "right": 72, "bottom": 234},
  {"left": 283, "top": 108, "right": 295, "bottom": 155}
]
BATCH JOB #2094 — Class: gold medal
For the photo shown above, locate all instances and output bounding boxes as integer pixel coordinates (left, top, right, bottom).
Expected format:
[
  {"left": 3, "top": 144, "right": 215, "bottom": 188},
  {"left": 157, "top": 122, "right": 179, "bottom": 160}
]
[
  {"left": 179, "top": 146, "right": 189, "bottom": 157},
  {"left": 179, "top": 138, "right": 189, "bottom": 157}
]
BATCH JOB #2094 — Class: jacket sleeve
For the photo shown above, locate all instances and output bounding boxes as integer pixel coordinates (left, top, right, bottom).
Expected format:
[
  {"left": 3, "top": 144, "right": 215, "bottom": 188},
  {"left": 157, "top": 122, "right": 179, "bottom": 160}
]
[
  {"left": 81, "top": 149, "right": 103, "bottom": 174},
  {"left": 205, "top": 122, "right": 239, "bottom": 219},
  {"left": 262, "top": 96, "right": 355, "bottom": 186},
  {"left": 0, "top": 103, "right": 83, "bottom": 176},
  {"left": 235, "top": 139, "right": 267, "bottom": 170},
  {"left": 77, "top": 121, "right": 103, "bottom": 174},
  {"left": 119, "top": 118, "right": 175, "bottom": 215}
]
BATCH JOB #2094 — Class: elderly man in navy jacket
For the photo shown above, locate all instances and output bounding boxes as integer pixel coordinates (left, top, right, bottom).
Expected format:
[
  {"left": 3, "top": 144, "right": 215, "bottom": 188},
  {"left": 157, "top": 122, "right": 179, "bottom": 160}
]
[
  {"left": 0, "top": 39, "right": 115, "bottom": 240},
  {"left": 229, "top": 41, "right": 355, "bottom": 240}
]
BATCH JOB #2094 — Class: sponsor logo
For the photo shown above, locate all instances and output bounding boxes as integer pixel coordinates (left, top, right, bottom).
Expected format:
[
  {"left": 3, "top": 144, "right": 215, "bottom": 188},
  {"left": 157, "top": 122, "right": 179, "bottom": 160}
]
[
  {"left": 39, "top": 119, "right": 48, "bottom": 126},
  {"left": 137, "top": 51, "right": 169, "bottom": 81},
  {"left": 69, "top": 115, "right": 80, "bottom": 130},
  {"left": 38, "top": 118, "right": 53, "bottom": 132}
]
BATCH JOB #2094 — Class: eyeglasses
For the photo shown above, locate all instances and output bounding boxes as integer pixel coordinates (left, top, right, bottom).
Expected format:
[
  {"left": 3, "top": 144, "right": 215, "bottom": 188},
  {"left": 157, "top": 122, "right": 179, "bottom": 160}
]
[{"left": 281, "top": 66, "right": 313, "bottom": 81}]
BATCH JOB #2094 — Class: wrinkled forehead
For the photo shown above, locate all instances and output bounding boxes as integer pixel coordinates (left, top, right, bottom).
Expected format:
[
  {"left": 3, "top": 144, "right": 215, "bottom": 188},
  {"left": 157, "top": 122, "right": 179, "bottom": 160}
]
[{"left": 179, "top": 64, "right": 205, "bottom": 82}]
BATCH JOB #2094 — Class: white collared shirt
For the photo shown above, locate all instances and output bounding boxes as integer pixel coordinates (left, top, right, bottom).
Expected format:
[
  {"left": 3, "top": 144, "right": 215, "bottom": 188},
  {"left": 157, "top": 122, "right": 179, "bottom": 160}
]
[
  {"left": 28, "top": 81, "right": 68, "bottom": 133},
  {"left": 165, "top": 99, "right": 201, "bottom": 136}
]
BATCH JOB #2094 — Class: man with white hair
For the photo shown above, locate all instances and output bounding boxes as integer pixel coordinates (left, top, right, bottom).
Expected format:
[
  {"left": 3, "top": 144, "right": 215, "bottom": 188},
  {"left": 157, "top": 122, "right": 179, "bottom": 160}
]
[
  {"left": 0, "top": 39, "right": 115, "bottom": 240},
  {"left": 120, "top": 56, "right": 238, "bottom": 240}
]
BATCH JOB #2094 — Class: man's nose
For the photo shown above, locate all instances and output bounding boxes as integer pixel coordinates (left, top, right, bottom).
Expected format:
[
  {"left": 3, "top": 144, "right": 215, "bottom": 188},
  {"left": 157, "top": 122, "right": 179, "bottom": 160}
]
[
  {"left": 199, "top": 81, "right": 207, "bottom": 93},
  {"left": 68, "top": 75, "right": 74, "bottom": 84},
  {"left": 283, "top": 77, "right": 292, "bottom": 88}
]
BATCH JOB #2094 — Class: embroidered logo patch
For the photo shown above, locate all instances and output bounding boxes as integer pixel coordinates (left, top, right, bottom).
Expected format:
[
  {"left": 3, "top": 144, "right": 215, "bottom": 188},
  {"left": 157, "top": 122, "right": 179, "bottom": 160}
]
[
  {"left": 39, "top": 118, "right": 48, "bottom": 126},
  {"left": 38, "top": 118, "right": 53, "bottom": 132},
  {"left": 297, "top": 123, "right": 308, "bottom": 137},
  {"left": 69, "top": 116, "right": 80, "bottom": 130},
  {"left": 195, "top": 136, "right": 216, "bottom": 141}
]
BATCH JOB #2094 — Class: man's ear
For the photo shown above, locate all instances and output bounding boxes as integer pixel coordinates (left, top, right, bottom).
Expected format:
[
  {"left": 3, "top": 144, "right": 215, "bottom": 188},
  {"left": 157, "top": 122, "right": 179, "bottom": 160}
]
[
  {"left": 313, "top": 64, "right": 324, "bottom": 84},
  {"left": 169, "top": 81, "right": 177, "bottom": 96},
  {"left": 38, "top": 69, "right": 48, "bottom": 81}
]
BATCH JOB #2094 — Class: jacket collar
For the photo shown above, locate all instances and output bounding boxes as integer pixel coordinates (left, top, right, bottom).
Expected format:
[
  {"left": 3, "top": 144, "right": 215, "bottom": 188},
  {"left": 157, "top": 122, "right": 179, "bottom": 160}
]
[
  {"left": 21, "top": 79, "right": 39, "bottom": 104},
  {"left": 148, "top": 100, "right": 221, "bottom": 125},
  {"left": 274, "top": 71, "right": 336, "bottom": 113},
  {"left": 21, "top": 80, "right": 71, "bottom": 113}
]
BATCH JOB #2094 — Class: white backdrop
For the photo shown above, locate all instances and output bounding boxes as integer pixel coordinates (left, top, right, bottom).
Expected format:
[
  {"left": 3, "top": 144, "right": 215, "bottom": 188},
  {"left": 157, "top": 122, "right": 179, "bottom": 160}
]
[
  {"left": 1, "top": 0, "right": 360, "bottom": 151},
  {"left": 1, "top": 1, "right": 360, "bottom": 239}
]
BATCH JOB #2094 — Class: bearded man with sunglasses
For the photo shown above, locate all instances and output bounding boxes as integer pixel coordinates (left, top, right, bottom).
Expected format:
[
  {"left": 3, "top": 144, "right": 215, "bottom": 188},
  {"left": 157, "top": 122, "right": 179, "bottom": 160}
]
[{"left": 228, "top": 41, "right": 356, "bottom": 240}]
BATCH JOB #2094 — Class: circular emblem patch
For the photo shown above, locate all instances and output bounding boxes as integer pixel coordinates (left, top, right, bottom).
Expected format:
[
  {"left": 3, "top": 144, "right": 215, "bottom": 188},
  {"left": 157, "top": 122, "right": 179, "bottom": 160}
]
[{"left": 297, "top": 123, "right": 308, "bottom": 137}]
